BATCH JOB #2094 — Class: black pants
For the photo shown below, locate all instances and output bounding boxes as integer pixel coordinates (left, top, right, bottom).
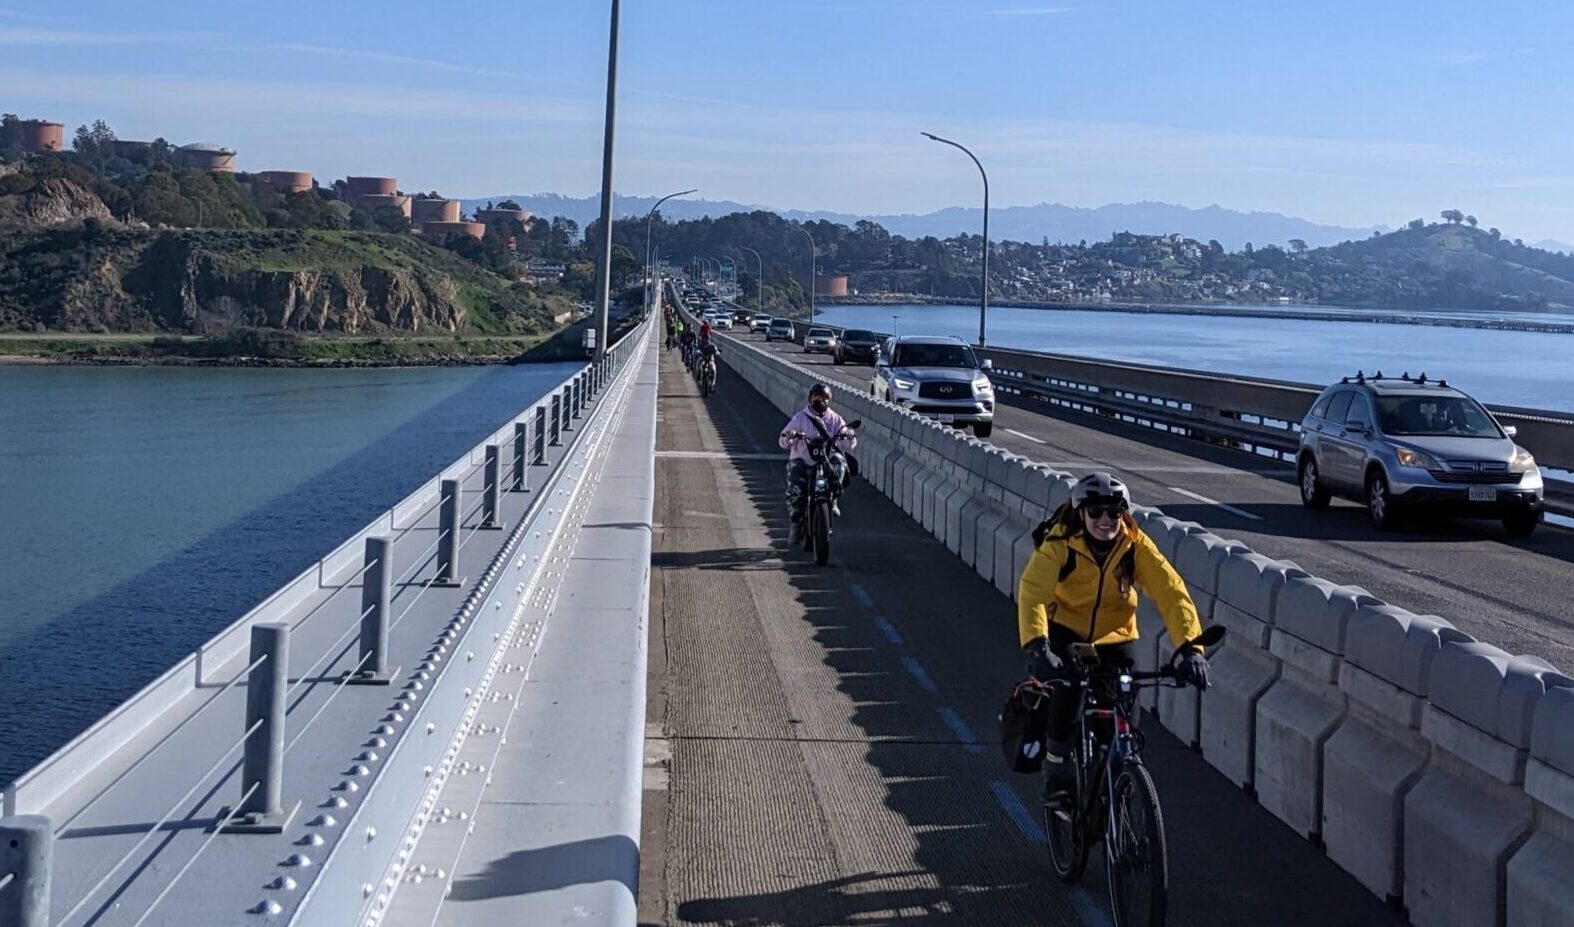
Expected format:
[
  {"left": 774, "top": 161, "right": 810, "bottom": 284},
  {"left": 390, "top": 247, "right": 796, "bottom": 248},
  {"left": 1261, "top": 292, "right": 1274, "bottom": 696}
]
[
  {"left": 785, "top": 456, "right": 846, "bottom": 520},
  {"left": 1042, "top": 623, "right": 1139, "bottom": 746}
]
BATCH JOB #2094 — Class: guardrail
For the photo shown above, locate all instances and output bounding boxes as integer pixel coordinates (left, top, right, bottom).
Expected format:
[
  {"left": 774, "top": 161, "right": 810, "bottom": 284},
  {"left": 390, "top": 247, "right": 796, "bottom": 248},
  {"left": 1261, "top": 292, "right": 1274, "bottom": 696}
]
[
  {"left": 712, "top": 321, "right": 1574, "bottom": 927},
  {"left": 0, "top": 321, "right": 648, "bottom": 927},
  {"left": 757, "top": 310, "right": 1574, "bottom": 478}
]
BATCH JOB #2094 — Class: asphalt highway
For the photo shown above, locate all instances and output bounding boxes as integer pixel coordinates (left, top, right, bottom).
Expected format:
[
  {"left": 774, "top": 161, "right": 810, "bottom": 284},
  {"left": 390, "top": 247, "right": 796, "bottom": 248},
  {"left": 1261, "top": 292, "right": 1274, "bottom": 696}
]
[
  {"left": 639, "top": 343, "right": 1405, "bottom": 926},
  {"left": 732, "top": 329, "right": 1574, "bottom": 671}
]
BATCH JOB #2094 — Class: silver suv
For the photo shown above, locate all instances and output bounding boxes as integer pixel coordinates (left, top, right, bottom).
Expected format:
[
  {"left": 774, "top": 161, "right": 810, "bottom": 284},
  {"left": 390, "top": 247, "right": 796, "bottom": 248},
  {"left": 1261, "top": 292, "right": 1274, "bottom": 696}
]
[
  {"left": 1296, "top": 373, "right": 1543, "bottom": 535},
  {"left": 871, "top": 335, "right": 995, "bottom": 438}
]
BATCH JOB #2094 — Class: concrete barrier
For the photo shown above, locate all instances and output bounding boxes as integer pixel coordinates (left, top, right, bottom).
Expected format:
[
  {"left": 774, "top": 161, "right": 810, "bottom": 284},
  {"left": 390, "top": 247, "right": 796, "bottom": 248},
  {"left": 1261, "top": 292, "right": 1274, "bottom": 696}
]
[
  {"left": 1508, "top": 685, "right": 1574, "bottom": 926},
  {"left": 1157, "top": 532, "right": 1247, "bottom": 747},
  {"left": 1200, "top": 553, "right": 1308, "bottom": 790},
  {"left": 1405, "top": 644, "right": 1571, "bottom": 927},
  {"left": 1322, "top": 607, "right": 1469, "bottom": 902},
  {"left": 1254, "top": 578, "right": 1380, "bottom": 839}
]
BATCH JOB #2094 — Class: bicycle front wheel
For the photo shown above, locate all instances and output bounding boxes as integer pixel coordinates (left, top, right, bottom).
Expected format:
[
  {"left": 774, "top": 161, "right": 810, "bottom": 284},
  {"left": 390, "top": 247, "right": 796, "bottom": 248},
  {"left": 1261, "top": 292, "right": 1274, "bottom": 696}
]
[
  {"left": 1105, "top": 763, "right": 1168, "bottom": 927},
  {"left": 1045, "top": 788, "right": 1087, "bottom": 884}
]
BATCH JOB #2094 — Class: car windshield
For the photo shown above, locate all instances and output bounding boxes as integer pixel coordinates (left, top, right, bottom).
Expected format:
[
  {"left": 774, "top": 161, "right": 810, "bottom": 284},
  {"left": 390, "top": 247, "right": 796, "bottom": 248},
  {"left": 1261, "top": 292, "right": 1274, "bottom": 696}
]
[
  {"left": 842, "top": 330, "right": 875, "bottom": 341},
  {"left": 1375, "top": 395, "right": 1502, "bottom": 438},
  {"left": 893, "top": 343, "right": 977, "bottom": 368},
  {"left": 808, "top": 329, "right": 833, "bottom": 338}
]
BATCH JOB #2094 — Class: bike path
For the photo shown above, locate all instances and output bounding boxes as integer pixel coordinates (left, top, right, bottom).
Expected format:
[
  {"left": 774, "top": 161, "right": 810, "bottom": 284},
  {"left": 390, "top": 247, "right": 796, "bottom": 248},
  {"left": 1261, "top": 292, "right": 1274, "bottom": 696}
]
[
  {"left": 736, "top": 331, "right": 1574, "bottom": 672},
  {"left": 639, "top": 344, "right": 1403, "bottom": 926}
]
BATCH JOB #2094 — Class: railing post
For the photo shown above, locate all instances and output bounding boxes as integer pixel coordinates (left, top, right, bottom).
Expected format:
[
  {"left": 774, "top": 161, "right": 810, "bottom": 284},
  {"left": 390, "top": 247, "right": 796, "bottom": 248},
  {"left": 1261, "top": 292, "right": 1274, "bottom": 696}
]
[
  {"left": 512, "top": 422, "right": 528, "bottom": 492},
  {"left": 481, "top": 445, "right": 504, "bottom": 530},
  {"left": 573, "top": 374, "right": 584, "bottom": 418},
  {"left": 533, "top": 407, "right": 547, "bottom": 463},
  {"left": 348, "top": 537, "right": 398, "bottom": 685},
  {"left": 562, "top": 385, "right": 575, "bottom": 431},
  {"left": 432, "top": 478, "right": 464, "bottom": 587},
  {"left": 0, "top": 815, "right": 51, "bottom": 927},
  {"left": 226, "top": 624, "right": 300, "bottom": 833},
  {"left": 550, "top": 394, "right": 562, "bottom": 446}
]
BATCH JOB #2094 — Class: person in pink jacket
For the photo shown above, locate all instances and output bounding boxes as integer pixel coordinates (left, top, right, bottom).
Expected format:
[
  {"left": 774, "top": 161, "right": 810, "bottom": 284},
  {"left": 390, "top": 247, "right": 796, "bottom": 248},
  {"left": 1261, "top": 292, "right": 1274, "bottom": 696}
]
[{"left": 779, "top": 383, "right": 857, "bottom": 541}]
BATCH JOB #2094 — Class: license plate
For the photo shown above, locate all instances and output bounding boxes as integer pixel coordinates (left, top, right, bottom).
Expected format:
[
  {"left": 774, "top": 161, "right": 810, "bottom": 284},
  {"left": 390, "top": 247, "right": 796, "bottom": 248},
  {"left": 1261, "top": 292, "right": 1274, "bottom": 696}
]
[
  {"left": 936, "top": 414, "right": 956, "bottom": 423},
  {"left": 1468, "top": 486, "right": 1497, "bottom": 502}
]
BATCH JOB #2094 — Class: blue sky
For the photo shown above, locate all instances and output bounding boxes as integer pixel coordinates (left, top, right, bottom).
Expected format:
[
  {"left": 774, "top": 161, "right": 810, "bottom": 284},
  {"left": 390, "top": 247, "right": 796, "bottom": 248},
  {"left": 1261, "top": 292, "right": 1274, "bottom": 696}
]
[{"left": 3, "top": 1, "right": 1572, "bottom": 242}]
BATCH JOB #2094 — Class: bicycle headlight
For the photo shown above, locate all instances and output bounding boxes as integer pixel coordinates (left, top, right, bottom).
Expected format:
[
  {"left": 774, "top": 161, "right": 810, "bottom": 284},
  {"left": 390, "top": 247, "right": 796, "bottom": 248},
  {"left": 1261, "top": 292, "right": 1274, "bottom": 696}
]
[
  {"left": 1510, "top": 447, "right": 1537, "bottom": 472},
  {"left": 1396, "top": 447, "right": 1440, "bottom": 469}
]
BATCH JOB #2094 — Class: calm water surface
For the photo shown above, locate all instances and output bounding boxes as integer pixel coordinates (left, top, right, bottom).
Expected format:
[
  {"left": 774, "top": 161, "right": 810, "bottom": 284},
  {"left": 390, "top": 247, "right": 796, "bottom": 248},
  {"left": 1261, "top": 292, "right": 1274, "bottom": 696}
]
[
  {"left": 0, "top": 362, "right": 580, "bottom": 781},
  {"left": 812, "top": 304, "right": 1573, "bottom": 412}
]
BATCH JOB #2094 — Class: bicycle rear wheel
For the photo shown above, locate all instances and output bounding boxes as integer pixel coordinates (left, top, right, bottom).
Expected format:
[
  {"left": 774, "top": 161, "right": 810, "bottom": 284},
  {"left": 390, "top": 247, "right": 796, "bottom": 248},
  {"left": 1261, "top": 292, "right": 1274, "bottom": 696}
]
[{"left": 1105, "top": 763, "right": 1168, "bottom": 927}]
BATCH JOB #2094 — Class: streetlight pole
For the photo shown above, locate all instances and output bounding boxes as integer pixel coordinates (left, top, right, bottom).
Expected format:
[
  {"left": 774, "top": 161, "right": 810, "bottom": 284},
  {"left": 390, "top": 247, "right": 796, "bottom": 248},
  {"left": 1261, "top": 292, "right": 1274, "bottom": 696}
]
[
  {"left": 591, "top": 0, "right": 622, "bottom": 360},
  {"left": 794, "top": 226, "right": 816, "bottom": 324},
  {"left": 644, "top": 187, "right": 697, "bottom": 319},
  {"left": 737, "top": 246, "right": 763, "bottom": 313},
  {"left": 922, "top": 131, "right": 990, "bottom": 347}
]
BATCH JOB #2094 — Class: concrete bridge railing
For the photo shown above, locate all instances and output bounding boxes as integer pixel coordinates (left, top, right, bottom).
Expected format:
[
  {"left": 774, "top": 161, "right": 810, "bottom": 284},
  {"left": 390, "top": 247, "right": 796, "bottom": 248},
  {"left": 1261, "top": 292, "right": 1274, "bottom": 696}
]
[
  {"left": 704, "top": 306, "right": 1574, "bottom": 927},
  {"left": 0, "top": 319, "right": 650, "bottom": 927}
]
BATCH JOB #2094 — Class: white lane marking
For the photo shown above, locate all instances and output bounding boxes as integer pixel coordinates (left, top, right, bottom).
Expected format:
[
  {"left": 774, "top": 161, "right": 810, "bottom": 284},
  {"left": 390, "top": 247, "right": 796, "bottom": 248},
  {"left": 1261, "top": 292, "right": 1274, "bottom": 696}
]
[
  {"left": 654, "top": 451, "right": 780, "bottom": 460},
  {"left": 1005, "top": 428, "right": 1047, "bottom": 444},
  {"left": 1166, "top": 487, "right": 1263, "bottom": 521},
  {"left": 1042, "top": 461, "right": 1290, "bottom": 476}
]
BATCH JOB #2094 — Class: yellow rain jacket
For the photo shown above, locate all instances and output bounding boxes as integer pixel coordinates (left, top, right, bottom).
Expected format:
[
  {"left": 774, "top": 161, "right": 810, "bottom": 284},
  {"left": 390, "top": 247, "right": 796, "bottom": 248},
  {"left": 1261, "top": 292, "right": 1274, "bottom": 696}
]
[{"left": 1017, "top": 513, "right": 1203, "bottom": 650}]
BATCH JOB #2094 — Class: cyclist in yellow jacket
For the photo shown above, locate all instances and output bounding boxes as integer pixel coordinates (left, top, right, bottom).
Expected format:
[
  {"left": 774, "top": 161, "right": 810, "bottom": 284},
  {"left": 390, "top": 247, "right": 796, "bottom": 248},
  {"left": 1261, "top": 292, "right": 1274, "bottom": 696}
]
[{"left": 1017, "top": 472, "right": 1209, "bottom": 804}]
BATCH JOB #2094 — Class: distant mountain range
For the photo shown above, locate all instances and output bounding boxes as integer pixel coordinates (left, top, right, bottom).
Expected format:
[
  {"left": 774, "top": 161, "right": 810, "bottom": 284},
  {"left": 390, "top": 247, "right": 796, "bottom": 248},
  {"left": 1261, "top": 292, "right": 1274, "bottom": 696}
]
[{"left": 458, "top": 193, "right": 1399, "bottom": 251}]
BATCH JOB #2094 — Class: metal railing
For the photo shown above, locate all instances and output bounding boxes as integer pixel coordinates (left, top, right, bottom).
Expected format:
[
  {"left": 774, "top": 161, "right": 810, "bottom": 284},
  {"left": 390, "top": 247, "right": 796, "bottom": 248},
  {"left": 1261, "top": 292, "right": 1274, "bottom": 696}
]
[
  {"left": 0, "top": 320, "right": 651, "bottom": 926},
  {"left": 771, "top": 316, "right": 1574, "bottom": 475}
]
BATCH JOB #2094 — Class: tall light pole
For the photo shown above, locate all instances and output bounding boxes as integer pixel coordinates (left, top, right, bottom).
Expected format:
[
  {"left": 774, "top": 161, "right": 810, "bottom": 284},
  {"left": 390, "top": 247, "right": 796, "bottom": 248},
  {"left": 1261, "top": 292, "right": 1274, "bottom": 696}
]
[
  {"left": 794, "top": 226, "right": 817, "bottom": 323},
  {"left": 922, "top": 131, "right": 990, "bottom": 347},
  {"left": 591, "top": 0, "right": 621, "bottom": 360},
  {"left": 645, "top": 187, "right": 696, "bottom": 318},
  {"left": 737, "top": 246, "right": 763, "bottom": 313}
]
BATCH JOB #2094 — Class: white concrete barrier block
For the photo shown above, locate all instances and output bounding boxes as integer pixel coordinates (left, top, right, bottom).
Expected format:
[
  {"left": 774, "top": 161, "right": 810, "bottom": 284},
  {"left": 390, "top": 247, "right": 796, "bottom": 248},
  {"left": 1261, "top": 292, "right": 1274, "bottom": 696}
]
[
  {"left": 1254, "top": 660, "right": 1348, "bottom": 839},
  {"left": 972, "top": 501, "right": 1011, "bottom": 588},
  {"left": 1171, "top": 532, "right": 1251, "bottom": 600},
  {"left": 1201, "top": 642, "right": 1280, "bottom": 790},
  {"left": 1404, "top": 752, "right": 1534, "bottom": 927}
]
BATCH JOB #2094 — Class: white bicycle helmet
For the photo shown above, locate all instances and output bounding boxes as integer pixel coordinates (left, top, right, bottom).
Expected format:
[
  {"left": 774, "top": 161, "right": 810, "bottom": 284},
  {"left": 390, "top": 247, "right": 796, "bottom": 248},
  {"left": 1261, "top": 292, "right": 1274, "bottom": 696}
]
[{"left": 1071, "top": 471, "right": 1131, "bottom": 510}]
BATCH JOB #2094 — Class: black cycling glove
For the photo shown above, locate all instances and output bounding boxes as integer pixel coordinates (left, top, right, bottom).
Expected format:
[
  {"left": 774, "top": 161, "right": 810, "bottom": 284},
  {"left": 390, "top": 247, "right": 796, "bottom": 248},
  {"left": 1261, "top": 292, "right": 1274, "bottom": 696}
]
[
  {"left": 1025, "top": 637, "right": 1062, "bottom": 681},
  {"left": 1177, "top": 647, "right": 1211, "bottom": 690}
]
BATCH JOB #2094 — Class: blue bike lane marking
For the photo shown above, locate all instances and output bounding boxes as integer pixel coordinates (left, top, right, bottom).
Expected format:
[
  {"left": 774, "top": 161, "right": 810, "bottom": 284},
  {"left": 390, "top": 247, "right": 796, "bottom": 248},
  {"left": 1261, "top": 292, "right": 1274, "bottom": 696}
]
[{"left": 871, "top": 615, "right": 905, "bottom": 645}]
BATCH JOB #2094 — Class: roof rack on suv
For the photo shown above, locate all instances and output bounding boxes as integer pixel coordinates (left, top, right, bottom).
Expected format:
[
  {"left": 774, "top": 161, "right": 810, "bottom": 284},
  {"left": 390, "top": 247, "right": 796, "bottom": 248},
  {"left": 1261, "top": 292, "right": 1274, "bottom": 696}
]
[{"left": 1340, "top": 370, "right": 1448, "bottom": 388}]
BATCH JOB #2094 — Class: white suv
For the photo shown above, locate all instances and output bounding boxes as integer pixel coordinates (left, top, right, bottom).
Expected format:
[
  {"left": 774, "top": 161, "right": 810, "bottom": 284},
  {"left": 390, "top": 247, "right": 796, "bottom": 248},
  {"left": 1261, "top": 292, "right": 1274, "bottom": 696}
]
[{"left": 872, "top": 335, "right": 995, "bottom": 438}]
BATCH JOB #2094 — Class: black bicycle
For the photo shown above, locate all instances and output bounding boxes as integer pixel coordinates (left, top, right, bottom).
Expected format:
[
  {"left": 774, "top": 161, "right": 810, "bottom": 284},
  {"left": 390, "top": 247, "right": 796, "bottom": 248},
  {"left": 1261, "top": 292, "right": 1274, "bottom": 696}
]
[{"left": 1028, "top": 625, "right": 1224, "bottom": 927}]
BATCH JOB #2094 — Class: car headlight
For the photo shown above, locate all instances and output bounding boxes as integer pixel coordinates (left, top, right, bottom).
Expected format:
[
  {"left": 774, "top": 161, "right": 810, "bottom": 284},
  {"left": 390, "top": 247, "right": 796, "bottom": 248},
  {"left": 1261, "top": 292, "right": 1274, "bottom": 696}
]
[
  {"left": 891, "top": 377, "right": 915, "bottom": 390},
  {"left": 1510, "top": 447, "right": 1537, "bottom": 472},
  {"left": 1395, "top": 447, "right": 1440, "bottom": 469},
  {"left": 973, "top": 377, "right": 993, "bottom": 393}
]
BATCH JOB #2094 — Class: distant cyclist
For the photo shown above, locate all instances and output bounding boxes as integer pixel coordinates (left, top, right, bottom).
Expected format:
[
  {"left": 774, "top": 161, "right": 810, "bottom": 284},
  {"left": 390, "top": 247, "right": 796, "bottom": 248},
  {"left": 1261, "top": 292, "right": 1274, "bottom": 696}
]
[{"left": 1016, "top": 472, "right": 1208, "bottom": 806}]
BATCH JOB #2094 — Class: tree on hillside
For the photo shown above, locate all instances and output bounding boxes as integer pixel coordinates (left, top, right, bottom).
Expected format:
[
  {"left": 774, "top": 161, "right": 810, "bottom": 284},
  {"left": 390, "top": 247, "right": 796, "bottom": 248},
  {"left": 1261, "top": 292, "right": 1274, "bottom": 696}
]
[
  {"left": 1288, "top": 239, "right": 1308, "bottom": 254},
  {"left": 1408, "top": 218, "right": 1426, "bottom": 230},
  {"left": 0, "top": 114, "right": 24, "bottom": 162},
  {"left": 72, "top": 120, "right": 117, "bottom": 174},
  {"left": 1465, "top": 215, "right": 1478, "bottom": 228},
  {"left": 370, "top": 204, "right": 410, "bottom": 234},
  {"left": 1488, "top": 227, "right": 1502, "bottom": 241},
  {"left": 1441, "top": 209, "right": 1465, "bottom": 224},
  {"left": 497, "top": 199, "right": 523, "bottom": 211}
]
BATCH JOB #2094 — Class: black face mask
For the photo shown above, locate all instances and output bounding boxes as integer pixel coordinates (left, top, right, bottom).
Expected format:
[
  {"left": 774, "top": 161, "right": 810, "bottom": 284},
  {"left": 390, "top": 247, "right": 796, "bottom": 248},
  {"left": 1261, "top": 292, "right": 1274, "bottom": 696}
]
[{"left": 810, "top": 400, "right": 829, "bottom": 414}]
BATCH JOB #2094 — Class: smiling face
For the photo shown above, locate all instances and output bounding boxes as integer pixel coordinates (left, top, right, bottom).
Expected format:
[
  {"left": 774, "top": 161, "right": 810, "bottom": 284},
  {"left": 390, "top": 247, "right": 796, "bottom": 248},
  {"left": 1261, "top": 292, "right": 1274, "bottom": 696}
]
[{"left": 1080, "top": 505, "right": 1125, "bottom": 542}]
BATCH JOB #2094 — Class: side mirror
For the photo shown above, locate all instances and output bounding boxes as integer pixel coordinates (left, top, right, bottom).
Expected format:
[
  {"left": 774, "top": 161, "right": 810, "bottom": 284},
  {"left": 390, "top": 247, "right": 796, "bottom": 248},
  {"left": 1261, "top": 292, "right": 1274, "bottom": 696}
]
[
  {"left": 847, "top": 419, "right": 862, "bottom": 430},
  {"left": 1190, "top": 625, "right": 1227, "bottom": 649},
  {"left": 1504, "top": 425, "right": 1518, "bottom": 438},
  {"left": 980, "top": 359, "right": 993, "bottom": 371}
]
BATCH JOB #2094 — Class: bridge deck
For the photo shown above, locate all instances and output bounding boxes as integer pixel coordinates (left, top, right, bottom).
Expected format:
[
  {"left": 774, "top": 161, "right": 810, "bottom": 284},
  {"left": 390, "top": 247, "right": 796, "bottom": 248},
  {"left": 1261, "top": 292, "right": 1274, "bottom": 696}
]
[
  {"left": 740, "top": 332, "right": 1574, "bottom": 671},
  {"left": 639, "top": 343, "right": 1403, "bottom": 926}
]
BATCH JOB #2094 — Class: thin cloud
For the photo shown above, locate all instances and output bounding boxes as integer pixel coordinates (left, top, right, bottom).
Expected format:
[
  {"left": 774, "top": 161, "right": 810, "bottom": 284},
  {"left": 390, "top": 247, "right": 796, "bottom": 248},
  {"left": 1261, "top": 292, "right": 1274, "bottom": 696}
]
[
  {"left": 978, "top": 6, "right": 1077, "bottom": 15},
  {"left": 264, "top": 43, "right": 556, "bottom": 84},
  {"left": 0, "top": 26, "right": 210, "bottom": 45},
  {"left": 1429, "top": 48, "right": 1533, "bottom": 65}
]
